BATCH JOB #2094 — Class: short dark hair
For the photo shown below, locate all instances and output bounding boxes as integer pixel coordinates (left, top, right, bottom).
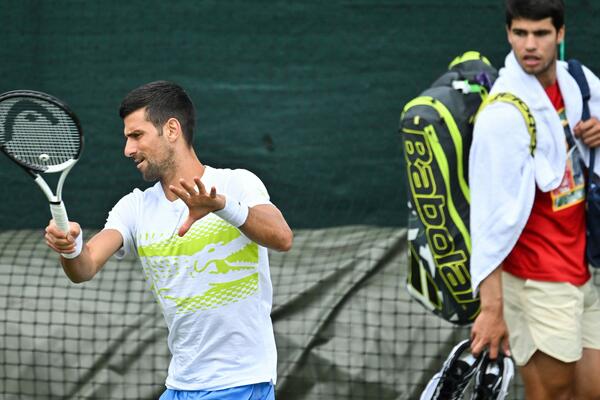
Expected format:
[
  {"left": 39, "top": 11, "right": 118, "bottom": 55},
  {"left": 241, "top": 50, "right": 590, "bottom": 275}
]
[
  {"left": 119, "top": 81, "right": 196, "bottom": 147},
  {"left": 505, "top": 0, "right": 564, "bottom": 30}
]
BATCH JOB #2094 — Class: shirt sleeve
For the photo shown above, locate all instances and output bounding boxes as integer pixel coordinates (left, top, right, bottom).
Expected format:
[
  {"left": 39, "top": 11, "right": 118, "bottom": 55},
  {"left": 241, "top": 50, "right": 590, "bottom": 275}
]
[
  {"left": 227, "top": 169, "right": 272, "bottom": 208},
  {"left": 104, "top": 190, "right": 140, "bottom": 259}
]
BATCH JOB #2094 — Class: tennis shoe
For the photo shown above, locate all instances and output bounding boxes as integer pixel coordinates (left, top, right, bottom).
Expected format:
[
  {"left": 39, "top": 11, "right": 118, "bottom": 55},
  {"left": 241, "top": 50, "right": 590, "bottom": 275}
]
[
  {"left": 420, "top": 339, "right": 482, "bottom": 400},
  {"left": 470, "top": 353, "right": 514, "bottom": 400}
]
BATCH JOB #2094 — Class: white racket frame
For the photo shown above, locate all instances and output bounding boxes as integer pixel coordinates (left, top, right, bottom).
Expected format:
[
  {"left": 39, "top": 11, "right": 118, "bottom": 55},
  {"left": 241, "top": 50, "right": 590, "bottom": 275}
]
[
  {"left": 0, "top": 90, "right": 83, "bottom": 238},
  {"left": 33, "top": 158, "right": 78, "bottom": 233}
]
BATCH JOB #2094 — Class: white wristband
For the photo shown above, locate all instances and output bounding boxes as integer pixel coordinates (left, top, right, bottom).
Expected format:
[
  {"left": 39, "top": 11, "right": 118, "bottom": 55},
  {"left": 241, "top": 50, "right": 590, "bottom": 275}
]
[
  {"left": 61, "top": 230, "right": 83, "bottom": 259},
  {"left": 214, "top": 198, "right": 249, "bottom": 227}
]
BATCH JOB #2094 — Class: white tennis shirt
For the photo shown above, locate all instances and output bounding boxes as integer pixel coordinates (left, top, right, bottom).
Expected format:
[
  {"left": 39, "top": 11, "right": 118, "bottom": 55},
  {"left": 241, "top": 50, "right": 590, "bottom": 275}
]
[{"left": 105, "top": 166, "right": 277, "bottom": 390}]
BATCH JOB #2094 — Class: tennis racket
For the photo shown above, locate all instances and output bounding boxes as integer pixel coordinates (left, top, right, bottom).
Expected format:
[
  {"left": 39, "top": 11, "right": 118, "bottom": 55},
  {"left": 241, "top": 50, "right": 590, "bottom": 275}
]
[{"left": 0, "top": 90, "right": 83, "bottom": 234}]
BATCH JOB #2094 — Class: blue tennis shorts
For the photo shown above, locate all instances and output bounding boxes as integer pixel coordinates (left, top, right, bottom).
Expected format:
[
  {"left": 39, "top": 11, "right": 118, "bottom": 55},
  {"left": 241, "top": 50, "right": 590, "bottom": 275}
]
[{"left": 159, "top": 382, "right": 275, "bottom": 400}]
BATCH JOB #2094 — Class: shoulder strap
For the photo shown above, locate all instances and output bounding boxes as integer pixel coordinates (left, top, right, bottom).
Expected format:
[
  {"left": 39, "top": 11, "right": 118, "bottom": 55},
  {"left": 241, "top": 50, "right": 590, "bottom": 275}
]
[
  {"left": 479, "top": 92, "right": 537, "bottom": 156},
  {"left": 567, "top": 59, "right": 595, "bottom": 187},
  {"left": 567, "top": 59, "right": 591, "bottom": 120}
]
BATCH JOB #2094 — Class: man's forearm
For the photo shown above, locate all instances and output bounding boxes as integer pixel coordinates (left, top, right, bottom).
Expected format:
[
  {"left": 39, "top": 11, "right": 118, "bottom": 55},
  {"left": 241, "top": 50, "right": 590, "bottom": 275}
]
[
  {"left": 479, "top": 266, "right": 504, "bottom": 312},
  {"left": 60, "top": 245, "right": 98, "bottom": 283},
  {"left": 240, "top": 205, "right": 293, "bottom": 252},
  {"left": 59, "top": 229, "right": 124, "bottom": 283}
]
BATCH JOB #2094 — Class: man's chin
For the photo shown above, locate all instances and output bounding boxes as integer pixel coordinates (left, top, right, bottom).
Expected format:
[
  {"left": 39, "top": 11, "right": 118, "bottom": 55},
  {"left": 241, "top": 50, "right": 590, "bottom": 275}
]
[
  {"left": 141, "top": 173, "right": 160, "bottom": 182},
  {"left": 518, "top": 62, "right": 538, "bottom": 74},
  {"left": 140, "top": 168, "right": 160, "bottom": 182}
]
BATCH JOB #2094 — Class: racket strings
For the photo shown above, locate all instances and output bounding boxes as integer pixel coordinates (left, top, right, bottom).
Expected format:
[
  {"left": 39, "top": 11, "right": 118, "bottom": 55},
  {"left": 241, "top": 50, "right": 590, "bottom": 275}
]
[{"left": 0, "top": 97, "right": 81, "bottom": 171}]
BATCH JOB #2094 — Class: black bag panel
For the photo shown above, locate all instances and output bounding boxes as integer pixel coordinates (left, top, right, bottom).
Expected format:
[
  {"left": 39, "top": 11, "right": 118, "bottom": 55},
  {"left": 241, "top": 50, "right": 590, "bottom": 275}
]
[
  {"left": 400, "top": 51, "right": 498, "bottom": 325},
  {"left": 587, "top": 177, "right": 600, "bottom": 268}
]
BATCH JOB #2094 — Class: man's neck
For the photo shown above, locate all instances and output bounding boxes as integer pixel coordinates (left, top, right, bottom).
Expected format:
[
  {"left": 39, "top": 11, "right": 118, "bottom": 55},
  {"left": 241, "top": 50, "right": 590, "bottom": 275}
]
[
  {"left": 535, "top": 59, "right": 558, "bottom": 89},
  {"left": 160, "top": 149, "right": 205, "bottom": 201}
]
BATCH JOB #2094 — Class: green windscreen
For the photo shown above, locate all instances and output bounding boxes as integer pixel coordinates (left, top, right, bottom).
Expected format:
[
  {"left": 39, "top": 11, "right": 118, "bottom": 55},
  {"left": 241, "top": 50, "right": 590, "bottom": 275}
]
[
  {"left": 2, "top": 1, "right": 599, "bottom": 399},
  {"left": 0, "top": 0, "right": 513, "bottom": 229}
]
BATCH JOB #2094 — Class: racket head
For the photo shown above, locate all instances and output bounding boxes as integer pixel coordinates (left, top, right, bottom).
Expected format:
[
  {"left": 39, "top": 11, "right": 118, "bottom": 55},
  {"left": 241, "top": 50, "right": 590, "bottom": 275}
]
[{"left": 0, "top": 90, "right": 83, "bottom": 174}]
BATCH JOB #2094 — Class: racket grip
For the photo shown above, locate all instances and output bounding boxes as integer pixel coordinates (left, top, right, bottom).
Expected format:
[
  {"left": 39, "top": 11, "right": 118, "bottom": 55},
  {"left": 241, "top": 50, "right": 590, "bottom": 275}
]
[{"left": 50, "top": 202, "right": 71, "bottom": 234}]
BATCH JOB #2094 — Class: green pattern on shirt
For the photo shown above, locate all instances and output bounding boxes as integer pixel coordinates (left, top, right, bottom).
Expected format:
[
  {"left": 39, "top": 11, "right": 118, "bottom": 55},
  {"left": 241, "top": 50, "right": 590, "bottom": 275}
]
[
  {"left": 197, "top": 242, "right": 259, "bottom": 274},
  {"left": 137, "top": 216, "right": 260, "bottom": 313},
  {"left": 163, "top": 273, "right": 259, "bottom": 314},
  {"left": 137, "top": 218, "right": 241, "bottom": 257}
]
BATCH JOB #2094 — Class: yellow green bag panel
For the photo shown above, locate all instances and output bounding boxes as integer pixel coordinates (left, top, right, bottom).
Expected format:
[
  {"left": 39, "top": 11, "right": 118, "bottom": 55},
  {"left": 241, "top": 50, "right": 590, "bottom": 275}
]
[{"left": 400, "top": 51, "right": 535, "bottom": 325}]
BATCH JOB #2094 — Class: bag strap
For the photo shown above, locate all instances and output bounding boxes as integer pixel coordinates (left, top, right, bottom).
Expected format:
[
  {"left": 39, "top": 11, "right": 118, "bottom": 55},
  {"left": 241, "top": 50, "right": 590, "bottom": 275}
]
[
  {"left": 567, "top": 59, "right": 595, "bottom": 192},
  {"left": 479, "top": 92, "right": 537, "bottom": 156},
  {"left": 568, "top": 59, "right": 591, "bottom": 118}
]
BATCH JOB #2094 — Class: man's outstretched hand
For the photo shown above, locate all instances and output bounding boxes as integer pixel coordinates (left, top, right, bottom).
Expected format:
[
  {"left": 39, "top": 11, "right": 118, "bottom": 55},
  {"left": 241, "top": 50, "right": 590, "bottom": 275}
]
[{"left": 169, "top": 176, "right": 225, "bottom": 236}]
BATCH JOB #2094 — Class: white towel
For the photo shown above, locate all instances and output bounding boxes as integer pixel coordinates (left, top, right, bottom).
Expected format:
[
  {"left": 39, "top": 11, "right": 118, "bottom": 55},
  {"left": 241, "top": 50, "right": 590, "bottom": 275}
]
[{"left": 469, "top": 51, "right": 600, "bottom": 292}]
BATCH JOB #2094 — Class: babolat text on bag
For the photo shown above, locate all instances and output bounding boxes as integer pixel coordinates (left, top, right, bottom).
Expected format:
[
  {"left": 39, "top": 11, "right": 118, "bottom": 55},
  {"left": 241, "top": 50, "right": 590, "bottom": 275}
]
[
  {"left": 400, "top": 51, "right": 536, "bottom": 325},
  {"left": 400, "top": 51, "right": 494, "bottom": 325}
]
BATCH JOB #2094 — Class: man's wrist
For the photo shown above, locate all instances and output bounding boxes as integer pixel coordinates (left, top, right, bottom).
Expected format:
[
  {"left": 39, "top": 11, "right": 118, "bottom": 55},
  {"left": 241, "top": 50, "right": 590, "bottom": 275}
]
[
  {"left": 61, "top": 230, "right": 83, "bottom": 259},
  {"left": 214, "top": 197, "right": 248, "bottom": 227},
  {"left": 480, "top": 300, "right": 503, "bottom": 313}
]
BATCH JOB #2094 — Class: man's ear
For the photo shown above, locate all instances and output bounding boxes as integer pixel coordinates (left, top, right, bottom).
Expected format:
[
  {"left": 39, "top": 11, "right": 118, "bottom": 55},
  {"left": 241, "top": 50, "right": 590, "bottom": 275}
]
[
  {"left": 505, "top": 24, "right": 513, "bottom": 46},
  {"left": 165, "top": 118, "right": 182, "bottom": 142},
  {"left": 557, "top": 25, "right": 565, "bottom": 46}
]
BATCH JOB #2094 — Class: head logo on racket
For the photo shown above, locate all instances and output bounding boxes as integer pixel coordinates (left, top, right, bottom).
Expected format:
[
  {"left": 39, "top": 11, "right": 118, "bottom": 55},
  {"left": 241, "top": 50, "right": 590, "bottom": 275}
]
[{"left": 0, "top": 90, "right": 83, "bottom": 234}]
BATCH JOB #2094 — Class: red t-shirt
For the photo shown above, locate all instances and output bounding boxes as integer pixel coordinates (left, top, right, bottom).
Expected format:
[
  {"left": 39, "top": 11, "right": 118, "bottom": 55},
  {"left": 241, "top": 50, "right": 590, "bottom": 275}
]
[{"left": 503, "top": 81, "right": 590, "bottom": 285}]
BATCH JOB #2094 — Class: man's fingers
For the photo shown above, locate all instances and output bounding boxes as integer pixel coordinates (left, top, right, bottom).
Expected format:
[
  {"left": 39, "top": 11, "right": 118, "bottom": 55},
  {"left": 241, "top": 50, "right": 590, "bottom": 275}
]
[
  {"left": 501, "top": 336, "right": 512, "bottom": 357},
  {"left": 580, "top": 117, "right": 600, "bottom": 129},
  {"left": 574, "top": 118, "right": 600, "bottom": 142},
  {"left": 177, "top": 177, "right": 210, "bottom": 199},
  {"left": 578, "top": 118, "right": 594, "bottom": 131},
  {"left": 169, "top": 185, "right": 189, "bottom": 202},
  {"left": 209, "top": 186, "right": 217, "bottom": 198},
  {"left": 487, "top": 338, "right": 500, "bottom": 360},
  {"left": 68, "top": 223, "right": 81, "bottom": 240},
  {"left": 179, "top": 178, "right": 198, "bottom": 196},
  {"left": 45, "top": 240, "right": 61, "bottom": 253},
  {"left": 194, "top": 177, "right": 207, "bottom": 195},
  {"left": 581, "top": 134, "right": 600, "bottom": 147},
  {"left": 178, "top": 217, "right": 194, "bottom": 237},
  {"left": 45, "top": 220, "right": 81, "bottom": 256},
  {"left": 581, "top": 125, "right": 600, "bottom": 138},
  {"left": 47, "top": 220, "right": 68, "bottom": 239},
  {"left": 45, "top": 234, "right": 75, "bottom": 253},
  {"left": 44, "top": 232, "right": 57, "bottom": 245},
  {"left": 470, "top": 333, "right": 484, "bottom": 357},
  {"left": 471, "top": 342, "right": 481, "bottom": 357},
  {"left": 45, "top": 231, "right": 73, "bottom": 246},
  {"left": 587, "top": 137, "right": 600, "bottom": 148}
]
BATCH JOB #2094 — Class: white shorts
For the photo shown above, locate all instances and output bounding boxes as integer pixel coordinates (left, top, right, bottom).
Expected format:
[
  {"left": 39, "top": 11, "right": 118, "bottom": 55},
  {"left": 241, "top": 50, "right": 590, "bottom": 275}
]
[{"left": 502, "top": 272, "right": 600, "bottom": 366}]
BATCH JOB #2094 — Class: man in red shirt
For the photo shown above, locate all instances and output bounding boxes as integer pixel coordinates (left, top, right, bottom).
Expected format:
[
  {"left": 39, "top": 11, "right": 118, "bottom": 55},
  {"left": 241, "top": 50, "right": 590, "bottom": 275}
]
[{"left": 469, "top": 0, "right": 600, "bottom": 398}]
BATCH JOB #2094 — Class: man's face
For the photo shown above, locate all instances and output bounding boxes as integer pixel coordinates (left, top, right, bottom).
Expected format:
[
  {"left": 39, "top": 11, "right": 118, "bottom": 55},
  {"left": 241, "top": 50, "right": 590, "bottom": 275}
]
[
  {"left": 123, "top": 108, "right": 175, "bottom": 182},
  {"left": 507, "top": 17, "right": 565, "bottom": 87}
]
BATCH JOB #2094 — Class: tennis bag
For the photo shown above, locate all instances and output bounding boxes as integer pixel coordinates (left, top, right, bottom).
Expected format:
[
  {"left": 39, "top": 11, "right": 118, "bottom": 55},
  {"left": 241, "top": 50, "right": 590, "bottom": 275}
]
[
  {"left": 399, "top": 51, "right": 536, "bottom": 325},
  {"left": 567, "top": 59, "right": 600, "bottom": 268}
]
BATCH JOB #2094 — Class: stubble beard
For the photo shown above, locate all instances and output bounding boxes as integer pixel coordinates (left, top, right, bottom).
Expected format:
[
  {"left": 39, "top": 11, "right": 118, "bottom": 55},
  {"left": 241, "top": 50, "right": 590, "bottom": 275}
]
[
  {"left": 518, "top": 48, "right": 558, "bottom": 84},
  {"left": 524, "top": 58, "right": 555, "bottom": 78},
  {"left": 141, "top": 146, "right": 176, "bottom": 182}
]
